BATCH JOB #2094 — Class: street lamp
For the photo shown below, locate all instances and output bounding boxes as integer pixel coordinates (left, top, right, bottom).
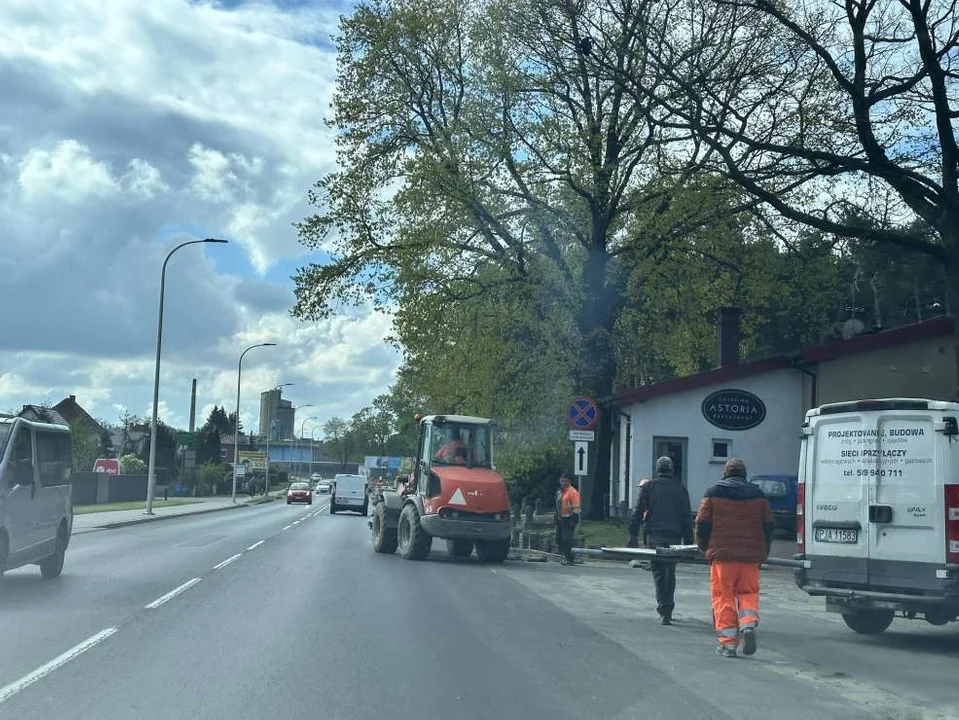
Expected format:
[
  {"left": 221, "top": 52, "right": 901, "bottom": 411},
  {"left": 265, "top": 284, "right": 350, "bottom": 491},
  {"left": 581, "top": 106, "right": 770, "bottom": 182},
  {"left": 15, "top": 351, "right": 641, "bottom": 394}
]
[
  {"left": 301, "top": 418, "right": 323, "bottom": 479},
  {"left": 145, "top": 237, "right": 228, "bottom": 516},
  {"left": 265, "top": 383, "right": 293, "bottom": 495},
  {"left": 292, "top": 404, "right": 315, "bottom": 479},
  {"left": 232, "top": 342, "right": 277, "bottom": 503}
]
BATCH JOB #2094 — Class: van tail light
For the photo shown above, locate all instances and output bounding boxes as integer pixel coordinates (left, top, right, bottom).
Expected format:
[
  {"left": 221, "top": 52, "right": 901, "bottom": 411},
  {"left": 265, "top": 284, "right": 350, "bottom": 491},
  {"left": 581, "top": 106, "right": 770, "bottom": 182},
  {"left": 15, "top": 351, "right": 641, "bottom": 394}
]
[
  {"left": 797, "top": 483, "right": 806, "bottom": 553},
  {"left": 945, "top": 485, "right": 959, "bottom": 564}
]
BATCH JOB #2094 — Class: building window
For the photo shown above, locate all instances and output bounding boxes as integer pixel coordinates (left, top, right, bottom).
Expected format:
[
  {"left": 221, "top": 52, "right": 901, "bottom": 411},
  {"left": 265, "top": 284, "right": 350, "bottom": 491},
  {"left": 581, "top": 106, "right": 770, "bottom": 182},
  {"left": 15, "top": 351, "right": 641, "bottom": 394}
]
[{"left": 711, "top": 439, "right": 731, "bottom": 463}]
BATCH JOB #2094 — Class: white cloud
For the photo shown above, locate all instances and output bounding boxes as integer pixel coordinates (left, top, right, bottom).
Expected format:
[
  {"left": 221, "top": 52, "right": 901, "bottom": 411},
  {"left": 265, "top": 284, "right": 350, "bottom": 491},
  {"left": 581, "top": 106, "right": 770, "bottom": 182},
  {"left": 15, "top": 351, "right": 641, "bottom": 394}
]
[
  {"left": 18, "top": 139, "right": 119, "bottom": 203},
  {"left": 0, "top": 1, "right": 402, "bottom": 433}
]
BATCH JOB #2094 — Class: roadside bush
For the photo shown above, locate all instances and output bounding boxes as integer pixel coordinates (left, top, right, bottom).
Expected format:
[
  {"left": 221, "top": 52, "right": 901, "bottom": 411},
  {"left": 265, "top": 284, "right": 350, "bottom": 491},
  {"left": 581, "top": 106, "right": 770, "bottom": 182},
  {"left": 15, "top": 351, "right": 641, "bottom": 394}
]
[
  {"left": 119, "top": 454, "right": 147, "bottom": 475},
  {"left": 497, "top": 438, "right": 567, "bottom": 508}
]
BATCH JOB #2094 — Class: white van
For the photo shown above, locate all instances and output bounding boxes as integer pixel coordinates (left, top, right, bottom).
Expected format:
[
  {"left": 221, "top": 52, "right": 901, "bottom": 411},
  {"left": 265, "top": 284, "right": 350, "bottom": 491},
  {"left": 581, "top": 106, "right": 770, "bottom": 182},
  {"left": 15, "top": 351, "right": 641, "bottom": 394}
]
[
  {"left": 0, "top": 416, "right": 74, "bottom": 579},
  {"left": 330, "top": 473, "right": 368, "bottom": 516},
  {"left": 794, "top": 398, "right": 959, "bottom": 634}
]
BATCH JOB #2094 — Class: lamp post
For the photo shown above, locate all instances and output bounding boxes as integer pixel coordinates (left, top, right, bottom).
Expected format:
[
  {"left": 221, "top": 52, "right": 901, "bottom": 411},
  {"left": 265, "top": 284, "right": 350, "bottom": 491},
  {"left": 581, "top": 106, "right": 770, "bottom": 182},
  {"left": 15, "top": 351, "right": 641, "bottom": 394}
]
[
  {"left": 310, "top": 426, "right": 322, "bottom": 479},
  {"left": 232, "top": 343, "right": 277, "bottom": 503},
  {"left": 292, "top": 405, "right": 315, "bottom": 479},
  {"left": 265, "top": 383, "right": 293, "bottom": 495},
  {"left": 301, "top": 418, "right": 323, "bottom": 479},
  {"left": 145, "top": 237, "right": 228, "bottom": 516}
]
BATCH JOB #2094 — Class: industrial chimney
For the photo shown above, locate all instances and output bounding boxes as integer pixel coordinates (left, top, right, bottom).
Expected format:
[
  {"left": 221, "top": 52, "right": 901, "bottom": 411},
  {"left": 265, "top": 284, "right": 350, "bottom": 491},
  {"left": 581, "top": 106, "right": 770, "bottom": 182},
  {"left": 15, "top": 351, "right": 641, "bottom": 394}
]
[
  {"left": 717, "top": 307, "right": 742, "bottom": 368},
  {"left": 188, "top": 378, "right": 197, "bottom": 433}
]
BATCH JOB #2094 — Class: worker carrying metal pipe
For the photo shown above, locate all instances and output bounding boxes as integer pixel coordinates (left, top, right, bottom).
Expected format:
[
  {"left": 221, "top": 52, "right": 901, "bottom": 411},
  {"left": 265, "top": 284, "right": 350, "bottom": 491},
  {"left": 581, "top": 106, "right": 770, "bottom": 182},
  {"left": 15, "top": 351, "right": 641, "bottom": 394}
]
[
  {"left": 627, "top": 457, "right": 693, "bottom": 625},
  {"left": 695, "top": 458, "right": 774, "bottom": 658}
]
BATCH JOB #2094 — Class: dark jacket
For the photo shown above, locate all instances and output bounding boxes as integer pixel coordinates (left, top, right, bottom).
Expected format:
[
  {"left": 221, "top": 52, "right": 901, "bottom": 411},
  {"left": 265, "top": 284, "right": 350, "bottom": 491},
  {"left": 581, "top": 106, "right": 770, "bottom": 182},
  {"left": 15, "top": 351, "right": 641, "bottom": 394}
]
[
  {"left": 695, "top": 475, "right": 774, "bottom": 563},
  {"left": 629, "top": 474, "right": 693, "bottom": 543}
]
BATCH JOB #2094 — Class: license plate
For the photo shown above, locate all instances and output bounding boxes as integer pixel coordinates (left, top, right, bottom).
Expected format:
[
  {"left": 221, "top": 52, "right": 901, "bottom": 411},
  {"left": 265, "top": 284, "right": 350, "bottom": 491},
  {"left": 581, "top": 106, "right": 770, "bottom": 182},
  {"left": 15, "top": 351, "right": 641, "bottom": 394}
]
[{"left": 815, "top": 527, "right": 859, "bottom": 544}]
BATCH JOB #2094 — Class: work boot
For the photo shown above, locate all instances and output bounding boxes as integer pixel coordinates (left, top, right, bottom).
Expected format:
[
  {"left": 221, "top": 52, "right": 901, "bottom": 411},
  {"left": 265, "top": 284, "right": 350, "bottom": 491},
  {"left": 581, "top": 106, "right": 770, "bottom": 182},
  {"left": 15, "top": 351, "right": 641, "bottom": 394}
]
[
  {"left": 742, "top": 627, "right": 757, "bottom": 656},
  {"left": 660, "top": 616, "right": 671, "bottom": 626},
  {"left": 715, "top": 645, "right": 737, "bottom": 658}
]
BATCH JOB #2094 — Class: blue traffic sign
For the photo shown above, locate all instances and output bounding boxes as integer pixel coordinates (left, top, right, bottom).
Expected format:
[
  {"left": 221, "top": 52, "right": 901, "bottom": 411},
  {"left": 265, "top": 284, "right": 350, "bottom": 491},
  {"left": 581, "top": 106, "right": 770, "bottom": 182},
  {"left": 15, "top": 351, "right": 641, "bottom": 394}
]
[{"left": 566, "top": 396, "right": 599, "bottom": 431}]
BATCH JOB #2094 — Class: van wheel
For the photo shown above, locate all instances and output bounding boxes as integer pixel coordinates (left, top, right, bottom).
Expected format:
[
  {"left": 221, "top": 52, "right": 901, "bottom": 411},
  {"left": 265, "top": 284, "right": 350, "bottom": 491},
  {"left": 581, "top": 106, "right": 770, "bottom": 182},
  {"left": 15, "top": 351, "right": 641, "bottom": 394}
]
[
  {"left": 842, "top": 609, "right": 894, "bottom": 635},
  {"left": 475, "top": 539, "right": 510, "bottom": 563},
  {"left": 397, "top": 505, "right": 432, "bottom": 560},
  {"left": 330, "top": 501, "right": 337, "bottom": 515},
  {"left": 40, "top": 526, "right": 67, "bottom": 580},
  {"left": 372, "top": 504, "right": 397, "bottom": 554}
]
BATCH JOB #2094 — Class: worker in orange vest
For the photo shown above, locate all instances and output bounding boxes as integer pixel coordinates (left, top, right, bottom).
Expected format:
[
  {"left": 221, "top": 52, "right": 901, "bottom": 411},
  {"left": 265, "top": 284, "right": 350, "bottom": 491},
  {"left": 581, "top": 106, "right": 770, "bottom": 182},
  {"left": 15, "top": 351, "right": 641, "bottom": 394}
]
[
  {"left": 695, "top": 458, "right": 774, "bottom": 658},
  {"left": 554, "top": 472, "right": 581, "bottom": 565}
]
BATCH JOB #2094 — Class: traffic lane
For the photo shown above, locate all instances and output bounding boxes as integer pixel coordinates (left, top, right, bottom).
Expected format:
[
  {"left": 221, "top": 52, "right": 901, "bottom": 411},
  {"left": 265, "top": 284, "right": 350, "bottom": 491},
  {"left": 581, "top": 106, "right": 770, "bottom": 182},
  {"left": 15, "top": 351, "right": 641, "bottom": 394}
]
[
  {"left": 0, "top": 499, "right": 324, "bottom": 695},
  {"left": 3, "top": 507, "right": 724, "bottom": 720},
  {"left": 505, "top": 561, "right": 953, "bottom": 718},
  {"left": 746, "top": 570, "right": 959, "bottom": 710}
]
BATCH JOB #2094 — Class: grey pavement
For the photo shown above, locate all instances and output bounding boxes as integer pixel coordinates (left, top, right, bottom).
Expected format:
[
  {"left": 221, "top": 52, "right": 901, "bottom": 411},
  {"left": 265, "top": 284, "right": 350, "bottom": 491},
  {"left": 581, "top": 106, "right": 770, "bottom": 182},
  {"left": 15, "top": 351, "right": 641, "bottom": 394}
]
[{"left": 0, "top": 498, "right": 954, "bottom": 719}]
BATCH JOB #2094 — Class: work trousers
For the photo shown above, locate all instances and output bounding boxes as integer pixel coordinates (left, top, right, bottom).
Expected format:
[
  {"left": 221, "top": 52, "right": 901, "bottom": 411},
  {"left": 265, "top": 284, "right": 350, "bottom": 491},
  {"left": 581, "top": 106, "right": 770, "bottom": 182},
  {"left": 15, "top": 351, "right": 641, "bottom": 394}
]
[
  {"left": 646, "top": 534, "right": 680, "bottom": 618},
  {"left": 710, "top": 561, "right": 760, "bottom": 647},
  {"left": 555, "top": 517, "right": 576, "bottom": 562}
]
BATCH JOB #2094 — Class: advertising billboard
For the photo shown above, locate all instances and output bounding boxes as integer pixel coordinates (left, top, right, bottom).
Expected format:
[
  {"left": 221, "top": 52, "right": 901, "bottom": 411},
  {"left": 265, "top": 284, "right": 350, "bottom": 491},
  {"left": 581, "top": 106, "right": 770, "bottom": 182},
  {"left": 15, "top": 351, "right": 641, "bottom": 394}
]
[
  {"left": 237, "top": 451, "right": 268, "bottom": 471},
  {"left": 363, "top": 456, "right": 402, "bottom": 470}
]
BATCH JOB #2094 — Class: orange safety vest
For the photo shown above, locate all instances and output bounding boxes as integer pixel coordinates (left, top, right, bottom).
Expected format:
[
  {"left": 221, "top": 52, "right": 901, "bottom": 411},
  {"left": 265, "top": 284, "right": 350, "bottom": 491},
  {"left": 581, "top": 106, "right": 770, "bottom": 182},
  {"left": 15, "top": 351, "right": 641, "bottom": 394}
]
[{"left": 560, "top": 486, "right": 581, "bottom": 517}]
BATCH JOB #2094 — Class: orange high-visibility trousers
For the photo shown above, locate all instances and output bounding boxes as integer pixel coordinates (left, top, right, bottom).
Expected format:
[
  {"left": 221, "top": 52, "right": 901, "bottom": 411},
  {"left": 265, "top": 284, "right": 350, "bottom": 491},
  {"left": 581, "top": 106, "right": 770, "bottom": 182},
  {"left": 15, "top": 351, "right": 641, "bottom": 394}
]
[{"left": 710, "top": 561, "right": 760, "bottom": 647}]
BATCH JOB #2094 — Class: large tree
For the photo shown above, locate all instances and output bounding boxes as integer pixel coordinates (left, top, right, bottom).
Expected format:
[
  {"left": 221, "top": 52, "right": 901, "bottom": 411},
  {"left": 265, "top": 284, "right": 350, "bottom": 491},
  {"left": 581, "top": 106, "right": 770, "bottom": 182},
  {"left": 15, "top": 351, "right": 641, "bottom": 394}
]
[
  {"left": 632, "top": 0, "right": 959, "bottom": 291},
  {"left": 294, "top": 0, "right": 743, "bottom": 517}
]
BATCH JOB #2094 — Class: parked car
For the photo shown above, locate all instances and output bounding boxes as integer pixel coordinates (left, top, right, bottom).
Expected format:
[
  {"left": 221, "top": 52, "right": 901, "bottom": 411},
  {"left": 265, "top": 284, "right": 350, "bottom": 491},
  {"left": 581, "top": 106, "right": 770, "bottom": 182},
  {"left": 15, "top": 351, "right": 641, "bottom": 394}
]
[
  {"left": 0, "top": 415, "right": 74, "bottom": 579},
  {"left": 287, "top": 482, "right": 313, "bottom": 505},
  {"left": 749, "top": 474, "right": 798, "bottom": 535}
]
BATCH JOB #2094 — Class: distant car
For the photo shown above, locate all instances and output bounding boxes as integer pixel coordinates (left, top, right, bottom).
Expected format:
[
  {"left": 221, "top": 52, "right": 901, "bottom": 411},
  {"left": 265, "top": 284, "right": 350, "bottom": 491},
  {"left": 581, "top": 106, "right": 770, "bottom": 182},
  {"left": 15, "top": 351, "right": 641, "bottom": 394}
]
[
  {"left": 310, "top": 473, "right": 322, "bottom": 482},
  {"left": 315, "top": 482, "right": 331, "bottom": 494},
  {"left": 749, "top": 474, "right": 798, "bottom": 534},
  {"left": 287, "top": 482, "right": 313, "bottom": 505}
]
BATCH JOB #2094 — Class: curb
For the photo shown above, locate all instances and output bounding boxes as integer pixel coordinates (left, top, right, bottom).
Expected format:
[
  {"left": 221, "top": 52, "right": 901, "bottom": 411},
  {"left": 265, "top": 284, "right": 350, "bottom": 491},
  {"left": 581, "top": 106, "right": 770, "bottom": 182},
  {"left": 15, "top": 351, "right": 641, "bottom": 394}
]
[{"left": 75, "top": 501, "right": 255, "bottom": 533}]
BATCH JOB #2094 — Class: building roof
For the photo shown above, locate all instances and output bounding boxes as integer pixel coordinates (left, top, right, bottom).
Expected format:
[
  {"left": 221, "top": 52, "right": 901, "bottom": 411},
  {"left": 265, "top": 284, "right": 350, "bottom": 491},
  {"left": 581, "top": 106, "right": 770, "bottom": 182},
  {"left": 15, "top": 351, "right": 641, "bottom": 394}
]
[
  {"left": 18, "top": 405, "right": 69, "bottom": 426},
  {"left": 52, "top": 395, "right": 107, "bottom": 432},
  {"left": 614, "top": 315, "right": 956, "bottom": 407}
]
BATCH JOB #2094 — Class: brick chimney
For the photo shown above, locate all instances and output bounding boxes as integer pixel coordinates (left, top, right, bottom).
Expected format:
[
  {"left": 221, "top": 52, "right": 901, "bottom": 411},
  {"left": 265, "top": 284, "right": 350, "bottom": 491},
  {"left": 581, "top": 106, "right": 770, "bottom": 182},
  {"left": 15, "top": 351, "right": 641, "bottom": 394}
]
[{"left": 717, "top": 307, "right": 742, "bottom": 368}]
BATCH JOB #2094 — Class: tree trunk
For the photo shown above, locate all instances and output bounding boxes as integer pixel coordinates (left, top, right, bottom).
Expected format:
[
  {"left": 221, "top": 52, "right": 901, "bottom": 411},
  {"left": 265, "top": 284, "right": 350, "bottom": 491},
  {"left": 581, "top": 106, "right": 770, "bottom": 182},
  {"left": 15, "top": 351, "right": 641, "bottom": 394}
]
[{"left": 579, "top": 236, "right": 619, "bottom": 521}]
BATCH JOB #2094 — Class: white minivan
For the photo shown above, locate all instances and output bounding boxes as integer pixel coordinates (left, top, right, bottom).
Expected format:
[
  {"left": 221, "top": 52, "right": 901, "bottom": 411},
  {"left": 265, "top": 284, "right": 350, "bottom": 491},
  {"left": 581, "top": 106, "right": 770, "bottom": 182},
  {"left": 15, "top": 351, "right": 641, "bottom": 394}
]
[
  {"left": 794, "top": 398, "right": 959, "bottom": 634},
  {"left": 0, "top": 416, "right": 74, "bottom": 579},
  {"left": 330, "top": 473, "right": 368, "bottom": 516}
]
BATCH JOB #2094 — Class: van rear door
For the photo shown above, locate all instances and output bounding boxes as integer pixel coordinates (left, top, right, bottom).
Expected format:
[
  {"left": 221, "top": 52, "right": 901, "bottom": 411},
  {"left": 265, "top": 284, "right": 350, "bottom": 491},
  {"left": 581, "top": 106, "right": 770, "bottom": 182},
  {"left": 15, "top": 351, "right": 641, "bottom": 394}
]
[
  {"left": 869, "top": 410, "right": 942, "bottom": 583},
  {"left": 806, "top": 411, "right": 871, "bottom": 586}
]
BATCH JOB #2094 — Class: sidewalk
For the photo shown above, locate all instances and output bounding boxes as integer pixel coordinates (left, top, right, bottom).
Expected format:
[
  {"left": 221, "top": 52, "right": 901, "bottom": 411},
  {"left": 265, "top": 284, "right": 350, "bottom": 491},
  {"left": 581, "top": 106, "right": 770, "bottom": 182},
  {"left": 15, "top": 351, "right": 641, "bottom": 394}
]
[{"left": 72, "top": 494, "right": 278, "bottom": 534}]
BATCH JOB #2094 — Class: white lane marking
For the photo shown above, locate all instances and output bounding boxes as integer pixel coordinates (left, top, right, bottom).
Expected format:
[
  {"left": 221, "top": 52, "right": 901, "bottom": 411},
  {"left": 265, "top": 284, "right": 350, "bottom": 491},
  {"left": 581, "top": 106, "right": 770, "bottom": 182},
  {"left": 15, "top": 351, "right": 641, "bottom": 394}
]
[
  {"left": 145, "top": 578, "right": 201, "bottom": 609},
  {"left": 213, "top": 553, "right": 243, "bottom": 570},
  {"left": 293, "top": 520, "right": 301, "bottom": 525},
  {"left": 247, "top": 540, "right": 265, "bottom": 550},
  {"left": 0, "top": 627, "right": 118, "bottom": 704},
  {"left": 282, "top": 524, "right": 292, "bottom": 531}
]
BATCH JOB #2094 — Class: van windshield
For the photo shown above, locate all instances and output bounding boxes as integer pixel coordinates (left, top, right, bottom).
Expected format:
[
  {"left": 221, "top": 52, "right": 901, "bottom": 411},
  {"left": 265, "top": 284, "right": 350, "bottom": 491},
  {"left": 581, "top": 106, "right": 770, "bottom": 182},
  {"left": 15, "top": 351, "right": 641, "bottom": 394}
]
[{"left": 0, "top": 423, "right": 11, "bottom": 459}]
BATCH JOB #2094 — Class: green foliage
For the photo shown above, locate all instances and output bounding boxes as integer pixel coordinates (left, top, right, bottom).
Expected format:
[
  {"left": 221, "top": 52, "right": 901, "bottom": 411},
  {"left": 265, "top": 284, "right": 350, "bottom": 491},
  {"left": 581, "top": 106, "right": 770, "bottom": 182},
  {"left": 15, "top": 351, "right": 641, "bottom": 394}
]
[
  {"left": 196, "top": 463, "right": 226, "bottom": 492},
  {"left": 495, "top": 435, "right": 568, "bottom": 508},
  {"left": 138, "top": 421, "right": 178, "bottom": 478},
  {"left": 118, "top": 454, "right": 147, "bottom": 475},
  {"left": 68, "top": 418, "right": 101, "bottom": 473}
]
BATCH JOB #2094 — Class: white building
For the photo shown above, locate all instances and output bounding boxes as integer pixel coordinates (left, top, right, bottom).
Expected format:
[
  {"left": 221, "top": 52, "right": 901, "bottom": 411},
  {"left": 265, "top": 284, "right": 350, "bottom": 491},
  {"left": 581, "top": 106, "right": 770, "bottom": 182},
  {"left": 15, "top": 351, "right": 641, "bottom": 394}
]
[{"left": 609, "top": 309, "right": 957, "bottom": 514}]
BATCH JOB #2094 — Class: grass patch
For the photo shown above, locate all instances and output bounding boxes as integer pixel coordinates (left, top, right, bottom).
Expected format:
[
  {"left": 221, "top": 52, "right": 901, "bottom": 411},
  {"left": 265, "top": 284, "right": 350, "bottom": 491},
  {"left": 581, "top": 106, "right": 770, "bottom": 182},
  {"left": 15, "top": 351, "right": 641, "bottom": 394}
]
[
  {"left": 579, "top": 519, "right": 631, "bottom": 548},
  {"left": 74, "top": 499, "right": 198, "bottom": 515},
  {"left": 248, "top": 495, "right": 279, "bottom": 505}
]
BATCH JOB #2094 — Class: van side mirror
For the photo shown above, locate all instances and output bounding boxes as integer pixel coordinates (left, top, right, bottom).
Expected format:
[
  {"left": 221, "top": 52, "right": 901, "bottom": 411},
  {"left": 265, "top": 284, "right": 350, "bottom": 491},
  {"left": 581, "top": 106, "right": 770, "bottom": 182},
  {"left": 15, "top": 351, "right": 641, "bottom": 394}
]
[{"left": 943, "top": 417, "right": 958, "bottom": 437}]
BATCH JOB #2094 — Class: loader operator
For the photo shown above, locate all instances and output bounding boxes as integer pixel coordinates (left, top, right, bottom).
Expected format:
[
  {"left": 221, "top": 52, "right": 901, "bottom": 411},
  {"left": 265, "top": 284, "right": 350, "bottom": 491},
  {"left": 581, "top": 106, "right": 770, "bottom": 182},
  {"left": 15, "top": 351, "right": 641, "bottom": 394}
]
[{"left": 433, "top": 428, "right": 468, "bottom": 465}]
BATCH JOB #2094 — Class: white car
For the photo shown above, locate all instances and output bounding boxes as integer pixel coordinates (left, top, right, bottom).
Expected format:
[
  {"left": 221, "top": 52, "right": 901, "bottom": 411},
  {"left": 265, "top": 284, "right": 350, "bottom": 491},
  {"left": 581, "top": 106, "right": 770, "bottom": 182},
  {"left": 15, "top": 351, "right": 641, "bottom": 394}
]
[
  {"left": 795, "top": 397, "right": 959, "bottom": 634},
  {"left": 314, "top": 482, "right": 331, "bottom": 494},
  {"left": 0, "top": 416, "right": 74, "bottom": 579},
  {"left": 330, "top": 473, "right": 368, "bottom": 516}
]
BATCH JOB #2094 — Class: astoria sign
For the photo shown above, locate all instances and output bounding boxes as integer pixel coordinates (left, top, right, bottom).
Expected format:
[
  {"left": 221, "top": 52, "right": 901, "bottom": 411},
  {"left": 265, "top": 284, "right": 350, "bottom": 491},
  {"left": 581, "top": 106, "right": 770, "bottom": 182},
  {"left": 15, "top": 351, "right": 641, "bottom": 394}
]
[{"left": 701, "top": 389, "right": 767, "bottom": 431}]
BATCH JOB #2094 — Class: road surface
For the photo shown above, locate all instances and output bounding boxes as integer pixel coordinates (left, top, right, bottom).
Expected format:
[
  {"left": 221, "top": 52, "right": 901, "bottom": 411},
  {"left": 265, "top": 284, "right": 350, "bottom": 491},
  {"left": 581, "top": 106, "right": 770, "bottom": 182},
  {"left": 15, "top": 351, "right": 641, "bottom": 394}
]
[{"left": 0, "top": 499, "right": 955, "bottom": 719}]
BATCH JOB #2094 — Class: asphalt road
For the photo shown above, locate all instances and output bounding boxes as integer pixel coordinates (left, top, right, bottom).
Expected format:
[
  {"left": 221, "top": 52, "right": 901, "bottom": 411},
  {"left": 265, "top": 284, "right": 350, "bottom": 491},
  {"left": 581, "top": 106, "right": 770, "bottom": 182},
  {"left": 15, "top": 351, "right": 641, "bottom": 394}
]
[{"left": 0, "top": 500, "right": 954, "bottom": 719}]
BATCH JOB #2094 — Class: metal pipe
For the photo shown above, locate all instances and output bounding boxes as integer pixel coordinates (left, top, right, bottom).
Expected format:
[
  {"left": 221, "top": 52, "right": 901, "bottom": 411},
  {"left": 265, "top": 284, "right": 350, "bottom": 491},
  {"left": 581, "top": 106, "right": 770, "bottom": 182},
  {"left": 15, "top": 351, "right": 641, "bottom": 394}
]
[{"left": 570, "top": 546, "right": 811, "bottom": 569}]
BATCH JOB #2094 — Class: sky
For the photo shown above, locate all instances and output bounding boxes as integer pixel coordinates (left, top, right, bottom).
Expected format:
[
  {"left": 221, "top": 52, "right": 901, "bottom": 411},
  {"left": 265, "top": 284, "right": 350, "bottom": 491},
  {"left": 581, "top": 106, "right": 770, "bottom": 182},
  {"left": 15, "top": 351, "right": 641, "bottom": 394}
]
[{"left": 0, "top": 0, "right": 402, "bottom": 437}]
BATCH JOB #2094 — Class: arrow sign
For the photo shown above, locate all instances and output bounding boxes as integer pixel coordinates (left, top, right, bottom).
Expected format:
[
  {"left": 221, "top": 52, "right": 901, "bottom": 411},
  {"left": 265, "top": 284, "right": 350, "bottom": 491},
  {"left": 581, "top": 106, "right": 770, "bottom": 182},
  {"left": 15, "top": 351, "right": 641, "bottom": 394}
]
[{"left": 574, "top": 441, "right": 588, "bottom": 476}]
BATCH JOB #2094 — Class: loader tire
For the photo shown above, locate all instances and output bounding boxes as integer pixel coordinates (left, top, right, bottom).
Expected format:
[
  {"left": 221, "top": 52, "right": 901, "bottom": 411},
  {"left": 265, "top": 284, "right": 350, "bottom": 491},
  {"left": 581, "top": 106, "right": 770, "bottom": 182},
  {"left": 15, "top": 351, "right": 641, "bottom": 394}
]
[
  {"left": 446, "top": 539, "right": 473, "bottom": 558},
  {"left": 475, "top": 539, "right": 509, "bottom": 563},
  {"left": 397, "top": 504, "right": 432, "bottom": 561},
  {"left": 372, "top": 503, "right": 398, "bottom": 555}
]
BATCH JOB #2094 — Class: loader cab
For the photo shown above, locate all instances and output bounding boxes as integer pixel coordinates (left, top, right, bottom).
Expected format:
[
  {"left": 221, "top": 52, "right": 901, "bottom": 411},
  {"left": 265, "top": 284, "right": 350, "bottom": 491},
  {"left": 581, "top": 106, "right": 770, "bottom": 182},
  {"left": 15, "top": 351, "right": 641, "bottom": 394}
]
[{"left": 413, "top": 415, "right": 494, "bottom": 497}]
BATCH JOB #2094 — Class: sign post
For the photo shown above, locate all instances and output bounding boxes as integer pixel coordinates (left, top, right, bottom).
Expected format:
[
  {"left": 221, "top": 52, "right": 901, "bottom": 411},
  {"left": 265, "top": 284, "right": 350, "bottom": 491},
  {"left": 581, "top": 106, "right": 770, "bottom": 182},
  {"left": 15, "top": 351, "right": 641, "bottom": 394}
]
[{"left": 566, "top": 396, "right": 599, "bottom": 526}]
